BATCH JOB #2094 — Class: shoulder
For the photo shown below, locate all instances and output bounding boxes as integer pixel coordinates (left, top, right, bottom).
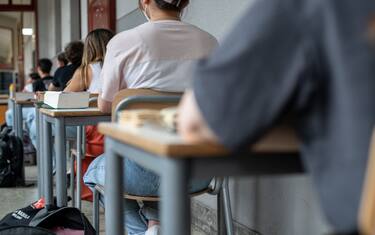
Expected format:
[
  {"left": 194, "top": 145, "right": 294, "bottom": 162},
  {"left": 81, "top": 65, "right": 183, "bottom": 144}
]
[
  {"left": 183, "top": 22, "right": 218, "bottom": 45},
  {"left": 107, "top": 24, "right": 147, "bottom": 54}
]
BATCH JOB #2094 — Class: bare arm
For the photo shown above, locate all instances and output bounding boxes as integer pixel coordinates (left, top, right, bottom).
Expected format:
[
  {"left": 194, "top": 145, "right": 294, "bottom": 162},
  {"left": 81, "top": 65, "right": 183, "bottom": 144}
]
[
  {"left": 177, "top": 90, "right": 219, "bottom": 144},
  {"left": 48, "top": 83, "right": 60, "bottom": 91},
  {"left": 64, "top": 67, "right": 92, "bottom": 92},
  {"left": 98, "top": 96, "right": 112, "bottom": 114}
]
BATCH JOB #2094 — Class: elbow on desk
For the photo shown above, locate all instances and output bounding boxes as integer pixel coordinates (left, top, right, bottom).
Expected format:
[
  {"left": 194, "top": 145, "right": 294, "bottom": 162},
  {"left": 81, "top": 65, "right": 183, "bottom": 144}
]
[{"left": 98, "top": 98, "right": 112, "bottom": 114}]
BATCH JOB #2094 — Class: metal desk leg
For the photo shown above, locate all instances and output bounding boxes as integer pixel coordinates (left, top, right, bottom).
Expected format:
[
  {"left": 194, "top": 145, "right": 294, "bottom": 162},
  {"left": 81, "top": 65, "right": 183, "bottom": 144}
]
[
  {"left": 11, "top": 100, "right": 16, "bottom": 130},
  {"left": 70, "top": 149, "right": 75, "bottom": 207},
  {"left": 39, "top": 109, "right": 45, "bottom": 197},
  {"left": 55, "top": 118, "right": 67, "bottom": 207},
  {"left": 105, "top": 139, "right": 124, "bottom": 235},
  {"left": 161, "top": 159, "right": 190, "bottom": 235},
  {"left": 76, "top": 126, "right": 83, "bottom": 209},
  {"left": 35, "top": 108, "right": 41, "bottom": 198},
  {"left": 43, "top": 115, "right": 53, "bottom": 205},
  {"left": 15, "top": 103, "right": 26, "bottom": 184},
  {"left": 15, "top": 103, "right": 22, "bottom": 138}
]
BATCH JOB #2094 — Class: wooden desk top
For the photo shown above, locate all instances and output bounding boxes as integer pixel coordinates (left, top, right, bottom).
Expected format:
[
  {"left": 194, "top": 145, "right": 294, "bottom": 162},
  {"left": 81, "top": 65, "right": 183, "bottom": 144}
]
[
  {"left": 40, "top": 107, "right": 110, "bottom": 117},
  {"left": 0, "top": 94, "right": 9, "bottom": 99},
  {"left": 98, "top": 123, "right": 299, "bottom": 158},
  {"left": 11, "top": 92, "right": 35, "bottom": 103},
  {"left": 0, "top": 99, "right": 8, "bottom": 105},
  {"left": 14, "top": 99, "right": 35, "bottom": 105}
]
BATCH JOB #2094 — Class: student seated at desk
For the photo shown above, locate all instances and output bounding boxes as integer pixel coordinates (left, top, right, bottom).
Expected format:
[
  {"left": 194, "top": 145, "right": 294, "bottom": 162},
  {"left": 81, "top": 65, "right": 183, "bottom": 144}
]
[
  {"left": 26, "top": 42, "right": 84, "bottom": 148},
  {"left": 64, "top": 28, "right": 114, "bottom": 201},
  {"left": 5, "top": 58, "right": 53, "bottom": 129},
  {"left": 56, "top": 52, "right": 68, "bottom": 68},
  {"left": 32, "top": 58, "right": 54, "bottom": 92},
  {"left": 84, "top": 0, "right": 217, "bottom": 234},
  {"left": 178, "top": 0, "right": 375, "bottom": 234},
  {"left": 49, "top": 41, "right": 84, "bottom": 91},
  {"left": 23, "top": 72, "right": 40, "bottom": 92}
]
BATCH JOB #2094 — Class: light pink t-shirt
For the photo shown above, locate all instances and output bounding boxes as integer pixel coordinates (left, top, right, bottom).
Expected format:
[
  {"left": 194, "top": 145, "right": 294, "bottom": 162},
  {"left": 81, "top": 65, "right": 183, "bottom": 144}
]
[{"left": 100, "top": 20, "right": 218, "bottom": 102}]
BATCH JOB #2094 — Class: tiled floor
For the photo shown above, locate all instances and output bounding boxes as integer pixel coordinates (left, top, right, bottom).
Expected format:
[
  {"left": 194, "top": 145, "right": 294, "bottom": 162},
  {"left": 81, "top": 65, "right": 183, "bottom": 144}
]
[{"left": 0, "top": 165, "right": 205, "bottom": 234}]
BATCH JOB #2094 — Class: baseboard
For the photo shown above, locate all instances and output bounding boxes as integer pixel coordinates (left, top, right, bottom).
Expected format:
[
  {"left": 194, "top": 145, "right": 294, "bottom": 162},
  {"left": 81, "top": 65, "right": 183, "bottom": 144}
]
[{"left": 191, "top": 200, "right": 261, "bottom": 235}]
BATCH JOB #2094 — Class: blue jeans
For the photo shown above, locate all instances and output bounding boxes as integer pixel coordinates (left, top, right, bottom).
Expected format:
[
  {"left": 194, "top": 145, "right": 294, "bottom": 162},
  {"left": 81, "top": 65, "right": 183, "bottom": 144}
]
[
  {"left": 26, "top": 109, "right": 77, "bottom": 172},
  {"left": 27, "top": 110, "right": 77, "bottom": 147},
  {"left": 6, "top": 107, "right": 35, "bottom": 132},
  {"left": 84, "top": 154, "right": 211, "bottom": 235}
]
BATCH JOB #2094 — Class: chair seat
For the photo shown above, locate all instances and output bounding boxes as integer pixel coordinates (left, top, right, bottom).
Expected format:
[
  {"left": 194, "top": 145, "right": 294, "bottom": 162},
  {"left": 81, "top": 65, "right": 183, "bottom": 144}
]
[
  {"left": 71, "top": 148, "right": 95, "bottom": 158},
  {"left": 94, "top": 184, "right": 209, "bottom": 202}
]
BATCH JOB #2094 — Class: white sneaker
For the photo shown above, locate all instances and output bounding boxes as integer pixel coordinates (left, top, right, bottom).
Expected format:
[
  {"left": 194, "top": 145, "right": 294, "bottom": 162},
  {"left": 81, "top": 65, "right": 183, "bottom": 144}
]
[{"left": 145, "top": 225, "right": 161, "bottom": 235}]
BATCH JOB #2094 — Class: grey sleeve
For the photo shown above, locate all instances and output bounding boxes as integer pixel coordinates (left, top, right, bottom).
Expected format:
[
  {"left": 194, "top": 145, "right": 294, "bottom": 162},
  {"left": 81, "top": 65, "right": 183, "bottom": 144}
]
[{"left": 193, "top": 0, "right": 315, "bottom": 150}]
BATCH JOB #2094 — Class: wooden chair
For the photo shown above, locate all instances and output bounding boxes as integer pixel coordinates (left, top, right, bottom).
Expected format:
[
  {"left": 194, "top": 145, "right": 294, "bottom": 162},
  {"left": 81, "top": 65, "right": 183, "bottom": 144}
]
[
  {"left": 92, "top": 89, "right": 234, "bottom": 235},
  {"left": 359, "top": 130, "right": 375, "bottom": 235}
]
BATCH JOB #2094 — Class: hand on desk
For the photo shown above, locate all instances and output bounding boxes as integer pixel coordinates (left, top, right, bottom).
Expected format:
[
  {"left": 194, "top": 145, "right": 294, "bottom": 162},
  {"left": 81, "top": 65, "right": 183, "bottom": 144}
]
[{"left": 178, "top": 90, "right": 219, "bottom": 144}]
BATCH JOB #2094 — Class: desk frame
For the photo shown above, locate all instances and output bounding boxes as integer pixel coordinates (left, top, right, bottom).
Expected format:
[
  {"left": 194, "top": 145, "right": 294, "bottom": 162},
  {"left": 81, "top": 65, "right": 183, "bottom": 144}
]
[
  {"left": 41, "top": 113, "right": 110, "bottom": 207},
  {"left": 104, "top": 137, "right": 303, "bottom": 235}
]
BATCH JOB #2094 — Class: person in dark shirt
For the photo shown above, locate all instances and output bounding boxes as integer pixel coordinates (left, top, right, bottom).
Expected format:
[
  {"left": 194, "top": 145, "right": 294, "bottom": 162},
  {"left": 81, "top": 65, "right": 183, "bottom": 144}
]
[
  {"left": 49, "top": 41, "right": 84, "bottom": 91},
  {"left": 178, "top": 0, "right": 375, "bottom": 234},
  {"left": 32, "top": 58, "right": 53, "bottom": 92},
  {"left": 56, "top": 52, "right": 68, "bottom": 68}
]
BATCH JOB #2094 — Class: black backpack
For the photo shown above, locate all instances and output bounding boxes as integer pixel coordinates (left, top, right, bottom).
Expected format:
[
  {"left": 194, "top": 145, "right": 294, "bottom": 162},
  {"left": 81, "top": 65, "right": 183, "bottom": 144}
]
[
  {"left": 0, "top": 126, "right": 24, "bottom": 187},
  {"left": 0, "top": 199, "right": 96, "bottom": 235},
  {"left": 0, "top": 226, "right": 55, "bottom": 235}
]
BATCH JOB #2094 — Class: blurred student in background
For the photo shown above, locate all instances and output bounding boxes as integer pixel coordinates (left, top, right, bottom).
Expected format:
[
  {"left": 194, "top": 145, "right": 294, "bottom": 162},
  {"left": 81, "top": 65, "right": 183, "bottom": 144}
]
[
  {"left": 23, "top": 72, "right": 40, "bottom": 92},
  {"left": 49, "top": 41, "right": 84, "bottom": 91},
  {"left": 56, "top": 52, "right": 68, "bottom": 68},
  {"left": 32, "top": 58, "right": 53, "bottom": 92}
]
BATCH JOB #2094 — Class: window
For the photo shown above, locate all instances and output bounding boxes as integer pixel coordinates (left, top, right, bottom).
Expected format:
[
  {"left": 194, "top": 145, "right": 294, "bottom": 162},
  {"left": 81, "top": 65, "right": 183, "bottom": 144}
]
[
  {"left": 0, "top": 27, "right": 14, "bottom": 69},
  {"left": 12, "top": 0, "right": 32, "bottom": 5},
  {"left": 0, "top": 0, "right": 35, "bottom": 11}
]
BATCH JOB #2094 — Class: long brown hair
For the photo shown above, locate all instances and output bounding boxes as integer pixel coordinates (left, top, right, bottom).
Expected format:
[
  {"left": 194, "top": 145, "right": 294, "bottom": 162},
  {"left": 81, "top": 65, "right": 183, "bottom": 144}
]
[{"left": 79, "top": 28, "right": 114, "bottom": 90}]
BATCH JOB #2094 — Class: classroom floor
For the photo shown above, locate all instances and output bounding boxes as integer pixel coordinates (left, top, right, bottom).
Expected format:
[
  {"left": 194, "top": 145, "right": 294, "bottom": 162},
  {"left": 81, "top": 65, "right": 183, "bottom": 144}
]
[{"left": 0, "top": 166, "right": 205, "bottom": 235}]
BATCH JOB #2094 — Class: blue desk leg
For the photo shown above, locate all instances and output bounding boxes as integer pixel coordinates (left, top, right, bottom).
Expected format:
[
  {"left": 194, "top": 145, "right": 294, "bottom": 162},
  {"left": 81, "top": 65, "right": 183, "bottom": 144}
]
[
  {"left": 105, "top": 139, "right": 124, "bottom": 235},
  {"left": 43, "top": 115, "right": 53, "bottom": 205},
  {"left": 35, "top": 108, "right": 42, "bottom": 198},
  {"left": 161, "top": 159, "right": 190, "bottom": 235},
  {"left": 55, "top": 118, "right": 67, "bottom": 207}
]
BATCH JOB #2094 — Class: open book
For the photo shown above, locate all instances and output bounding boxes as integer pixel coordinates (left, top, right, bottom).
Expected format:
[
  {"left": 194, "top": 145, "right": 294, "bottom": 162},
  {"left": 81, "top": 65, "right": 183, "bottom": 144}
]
[
  {"left": 44, "top": 91, "right": 90, "bottom": 109},
  {"left": 118, "top": 107, "right": 177, "bottom": 132}
]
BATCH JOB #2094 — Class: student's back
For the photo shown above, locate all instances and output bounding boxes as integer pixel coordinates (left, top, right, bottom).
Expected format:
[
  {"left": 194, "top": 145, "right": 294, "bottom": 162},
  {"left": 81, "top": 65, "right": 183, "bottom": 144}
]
[
  {"left": 100, "top": 20, "right": 217, "bottom": 102},
  {"left": 52, "top": 64, "right": 80, "bottom": 90}
]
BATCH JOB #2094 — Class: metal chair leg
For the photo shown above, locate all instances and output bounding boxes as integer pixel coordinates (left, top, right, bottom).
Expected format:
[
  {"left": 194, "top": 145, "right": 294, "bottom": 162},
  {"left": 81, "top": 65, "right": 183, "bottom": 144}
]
[
  {"left": 93, "top": 188, "right": 100, "bottom": 235},
  {"left": 222, "top": 177, "right": 234, "bottom": 235},
  {"left": 217, "top": 190, "right": 226, "bottom": 235}
]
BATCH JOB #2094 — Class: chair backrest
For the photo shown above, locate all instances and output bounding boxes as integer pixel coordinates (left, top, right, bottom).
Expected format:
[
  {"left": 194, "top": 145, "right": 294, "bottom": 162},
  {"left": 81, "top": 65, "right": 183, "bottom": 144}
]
[
  {"left": 359, "top": 130, "right": 375, "bottom": 235},
  {"left": 111, "top": 89, "right": 182, "bottom": 121}
]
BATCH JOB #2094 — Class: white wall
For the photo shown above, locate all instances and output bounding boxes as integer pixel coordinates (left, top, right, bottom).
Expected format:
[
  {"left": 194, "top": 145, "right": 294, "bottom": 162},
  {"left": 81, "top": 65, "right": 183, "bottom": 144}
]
[
  {"left": 38, "top": 0, "right": 59, "bottom": 59},
  {"left": 115, "top": 1, "right": 332, "bottom": 234},
  {"left": 183, "top": 0, "right": 250, "bottom": 40},
  {"left": 60, "top": 0, "right": 81, "bottom": 49},
  {"left": 80, "top": 0, "right": 88, "bottom": 40}
]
